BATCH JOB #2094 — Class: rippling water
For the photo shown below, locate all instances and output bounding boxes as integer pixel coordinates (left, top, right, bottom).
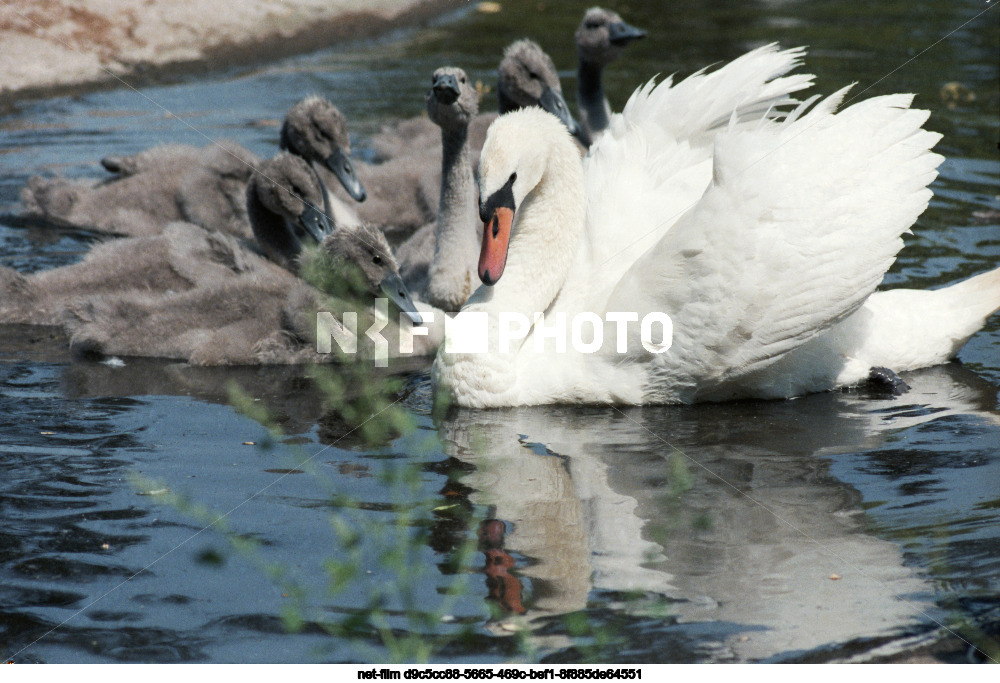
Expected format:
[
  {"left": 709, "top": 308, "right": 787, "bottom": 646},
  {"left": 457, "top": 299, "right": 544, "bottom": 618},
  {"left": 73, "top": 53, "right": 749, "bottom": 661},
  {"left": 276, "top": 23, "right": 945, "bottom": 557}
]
[{"left": 0, "top": 0, "right": 998, "bottom": 664}]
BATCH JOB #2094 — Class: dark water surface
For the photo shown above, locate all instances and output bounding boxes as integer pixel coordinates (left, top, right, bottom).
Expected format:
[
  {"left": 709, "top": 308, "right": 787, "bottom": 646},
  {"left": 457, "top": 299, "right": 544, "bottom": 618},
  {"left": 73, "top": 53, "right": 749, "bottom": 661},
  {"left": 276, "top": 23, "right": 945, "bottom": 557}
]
[{"left": 1, "top": 0, "right": 998, "bottom": 664}]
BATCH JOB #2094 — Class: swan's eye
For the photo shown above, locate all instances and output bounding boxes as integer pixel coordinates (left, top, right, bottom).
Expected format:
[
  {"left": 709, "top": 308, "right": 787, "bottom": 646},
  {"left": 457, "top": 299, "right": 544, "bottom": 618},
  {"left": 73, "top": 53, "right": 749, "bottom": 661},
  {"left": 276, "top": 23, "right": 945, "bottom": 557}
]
[
  {"left": 460, "top": 76, "right": 467, "bottom": 84},
  {"left": 372, "top": 254, "right": 382, "bottom": 265},
  {"left": 585, "top": 21, "right": 601, "bottom": 29},
  {"left": 509, "top": 172, "right": 517, "bottom": 184}
]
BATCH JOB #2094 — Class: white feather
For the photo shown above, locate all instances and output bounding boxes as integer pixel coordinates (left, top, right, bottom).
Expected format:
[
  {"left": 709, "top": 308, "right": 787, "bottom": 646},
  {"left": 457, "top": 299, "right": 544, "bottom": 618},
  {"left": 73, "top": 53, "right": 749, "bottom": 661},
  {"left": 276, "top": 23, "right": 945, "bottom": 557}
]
[{"left": 433, "top": 46, "right": 999, "bottom": 408}]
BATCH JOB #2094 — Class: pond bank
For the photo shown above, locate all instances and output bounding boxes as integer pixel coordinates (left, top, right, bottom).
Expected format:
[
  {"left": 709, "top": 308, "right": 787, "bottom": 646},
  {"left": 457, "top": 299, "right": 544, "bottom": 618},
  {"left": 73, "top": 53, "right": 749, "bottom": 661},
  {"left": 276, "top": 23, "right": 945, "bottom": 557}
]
[{"left": 0, "top": 0, "right": 456, "bottom": 105}]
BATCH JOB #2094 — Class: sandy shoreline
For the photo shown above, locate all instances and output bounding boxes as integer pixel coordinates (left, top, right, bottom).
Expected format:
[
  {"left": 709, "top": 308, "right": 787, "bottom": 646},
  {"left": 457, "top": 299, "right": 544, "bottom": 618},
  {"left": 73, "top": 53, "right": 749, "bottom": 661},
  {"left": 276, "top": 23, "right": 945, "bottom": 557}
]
[{"left": 0, "top": 0, "right": 457, "bottom": 104}]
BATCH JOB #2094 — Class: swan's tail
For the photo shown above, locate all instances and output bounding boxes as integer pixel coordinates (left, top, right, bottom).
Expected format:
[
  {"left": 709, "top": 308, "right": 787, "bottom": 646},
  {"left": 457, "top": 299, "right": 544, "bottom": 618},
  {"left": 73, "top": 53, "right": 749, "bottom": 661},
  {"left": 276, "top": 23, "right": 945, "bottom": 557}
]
[{"left": 863, "top": 267, "right": 1000, "bottom": 371}]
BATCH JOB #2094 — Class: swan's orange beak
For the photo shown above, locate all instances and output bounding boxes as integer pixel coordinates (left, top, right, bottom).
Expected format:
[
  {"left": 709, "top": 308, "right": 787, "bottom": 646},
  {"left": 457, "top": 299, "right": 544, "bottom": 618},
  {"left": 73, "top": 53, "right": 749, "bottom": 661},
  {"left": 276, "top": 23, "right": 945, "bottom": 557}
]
[{"left": 479, "top": 207, "right": 513, "bottom": 286}]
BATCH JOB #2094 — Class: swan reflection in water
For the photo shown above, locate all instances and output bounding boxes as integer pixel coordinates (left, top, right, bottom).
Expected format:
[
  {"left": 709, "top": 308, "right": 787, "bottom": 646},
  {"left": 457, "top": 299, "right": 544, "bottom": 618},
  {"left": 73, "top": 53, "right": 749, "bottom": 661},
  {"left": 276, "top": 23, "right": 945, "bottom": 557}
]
[
  {"left": 38, "top": 349, "right": 998, "bottom": 660},
  {"left": 436, "top": 362, "right": 999, "bottom": 659}
]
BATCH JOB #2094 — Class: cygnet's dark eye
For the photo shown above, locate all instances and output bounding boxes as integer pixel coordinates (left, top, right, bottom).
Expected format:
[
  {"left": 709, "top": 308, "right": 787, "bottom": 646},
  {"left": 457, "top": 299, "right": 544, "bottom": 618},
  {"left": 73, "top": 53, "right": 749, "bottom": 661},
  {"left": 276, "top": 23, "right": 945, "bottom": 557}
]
[
  {"left": 372, "top": 254, "right": 383, "bottom": 265},
  {"left": 460, "top": 76, "right": 467, "bottom": 84},
  {"left": 585, "top": 20, "right": 602, "bottom": 30}
]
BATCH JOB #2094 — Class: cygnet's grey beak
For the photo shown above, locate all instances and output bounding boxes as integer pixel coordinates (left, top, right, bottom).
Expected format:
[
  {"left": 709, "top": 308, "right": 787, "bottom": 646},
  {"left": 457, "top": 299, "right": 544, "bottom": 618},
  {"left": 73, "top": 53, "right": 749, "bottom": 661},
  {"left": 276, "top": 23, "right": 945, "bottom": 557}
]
[
  {"left": 298, "top": 204, "right": 333, "bottom": 244},
  {"left": 380, "top": 272, "right": 424, "bottom": 326},
  {"left": 326, "top": 147, "right": 367, "bottom": 202},
  {"left": 608, "top": 21, "right": 646, "bottom": 46},
  {"left": 432, "top": 73, "right": 461, "bottom": 105},
  {"left": 538, "top": 84, "right": 592, "bottom": 147}
]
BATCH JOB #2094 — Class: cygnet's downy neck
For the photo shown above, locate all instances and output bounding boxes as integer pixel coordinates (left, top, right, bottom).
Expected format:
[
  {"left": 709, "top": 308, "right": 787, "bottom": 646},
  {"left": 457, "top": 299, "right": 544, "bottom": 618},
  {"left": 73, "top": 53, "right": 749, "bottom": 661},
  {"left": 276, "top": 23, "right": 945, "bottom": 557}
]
[
  {"left": 306, "top": 161, "right": 336, "bottom": 226},
  {"left": 577, "top": 60, "right": 611, "bottom": 136},
  {"left": 246, "top": 184, "right": 299, "bottom": 270},
  {"left": 426, "top": 123, "right": 479, "bottom": 311}
]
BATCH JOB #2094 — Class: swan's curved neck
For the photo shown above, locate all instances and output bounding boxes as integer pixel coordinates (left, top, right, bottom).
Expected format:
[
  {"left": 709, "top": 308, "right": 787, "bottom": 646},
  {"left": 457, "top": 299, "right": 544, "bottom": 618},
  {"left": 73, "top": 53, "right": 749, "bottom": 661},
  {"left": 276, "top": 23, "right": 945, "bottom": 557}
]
[
  {"left": 433, "top": 126, "right": 585, "bottom": 406},
  {"left": 470, "top": 140, "right": 585, "bottom": 327},
  {"left": 578, "top": 61, "right": 610, "bottom": 135},
  {"left": 426, "top": 123, "right": 479, "bottom": 310}
]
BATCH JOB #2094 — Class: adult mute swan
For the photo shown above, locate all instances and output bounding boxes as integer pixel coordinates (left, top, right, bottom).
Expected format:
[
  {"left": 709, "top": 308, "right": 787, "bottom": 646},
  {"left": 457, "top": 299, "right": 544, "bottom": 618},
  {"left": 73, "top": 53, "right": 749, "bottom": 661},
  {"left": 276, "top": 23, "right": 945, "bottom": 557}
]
[{"left": 432, "top": 47, "right": 1000, "bottom": 408}]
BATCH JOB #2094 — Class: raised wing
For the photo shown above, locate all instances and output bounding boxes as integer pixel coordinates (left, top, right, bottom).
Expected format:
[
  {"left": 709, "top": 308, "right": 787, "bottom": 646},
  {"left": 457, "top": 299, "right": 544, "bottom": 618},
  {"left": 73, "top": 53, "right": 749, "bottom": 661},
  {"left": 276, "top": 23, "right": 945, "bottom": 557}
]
[
  {"left": 608, "top": 88, "right": 943, "bottom": 399},
  {"left": 568, "top": 45, "right": 815, "bottom": 306}
]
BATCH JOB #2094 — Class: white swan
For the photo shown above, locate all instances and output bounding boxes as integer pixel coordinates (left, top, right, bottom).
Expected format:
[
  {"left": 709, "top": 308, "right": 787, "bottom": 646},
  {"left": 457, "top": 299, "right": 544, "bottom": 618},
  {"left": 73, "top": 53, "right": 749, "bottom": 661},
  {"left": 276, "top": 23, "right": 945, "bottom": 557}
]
[{"left": 432, "top": 45, "right": 1000, "bottom": 408}]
